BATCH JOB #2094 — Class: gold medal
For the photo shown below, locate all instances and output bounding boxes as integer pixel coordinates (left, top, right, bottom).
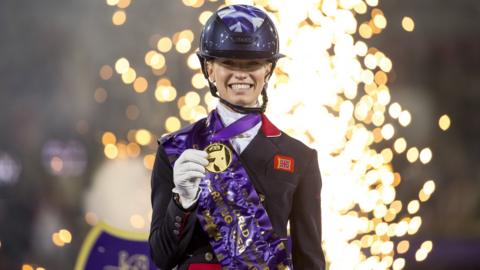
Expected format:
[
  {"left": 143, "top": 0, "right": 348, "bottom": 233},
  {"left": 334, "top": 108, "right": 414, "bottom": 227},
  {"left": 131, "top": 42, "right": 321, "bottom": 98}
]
[{"left": 204, "top": 142, "right": 232, "bottom": 173}]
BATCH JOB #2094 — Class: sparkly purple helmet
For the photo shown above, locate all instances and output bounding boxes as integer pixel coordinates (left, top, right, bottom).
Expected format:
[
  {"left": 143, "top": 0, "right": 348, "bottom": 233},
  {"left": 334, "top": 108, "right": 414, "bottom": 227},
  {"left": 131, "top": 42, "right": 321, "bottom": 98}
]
[
  {"left": 198, "top": 4, "right": 284, "bottom": 60},
  {"left": 197, "top": 4, "right": 285, "bottom": 113}
]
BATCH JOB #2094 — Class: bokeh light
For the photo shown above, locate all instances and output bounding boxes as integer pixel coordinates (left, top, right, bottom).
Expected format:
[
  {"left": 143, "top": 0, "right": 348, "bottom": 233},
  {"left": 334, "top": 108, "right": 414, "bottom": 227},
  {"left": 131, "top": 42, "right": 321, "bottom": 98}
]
[
  {"left": 42, "top": 140, "right": 87, "bottom": 177},
  {"left": 143, "top": 154, "right": 155, "bottom": 170},
  {"left": 155, "top": 85, "right": 177, "bottom": 102},
  {"left": 438, "top": 114, "right": 451, "bottom": 131},
  {"left": 106, "top": 0, "right": 119, "bottom": 6},
  {"left": 199, "top": 11, "right": 213, "bottom": 25},
  {"left": 59, "top": 229, "right": 72, "bottom": 244},
  {"left": 176, "top": 38, "right": 192, "bottom": 54},
  {"left": 157, "top": 37, "right": 173, "bottom": 53},
  {"left": 121, "top": 67, "right": 137, "bottom": 84},
  {"left": 419, "top": 147, "right": 433, "bottom": 164},
  {"left": 94, "top": 87, "right": 108, "bottom": 103},
  {"left": 0, "top": 152, "right": 21, "bottom": 185},
  {"left": 135, "top": 129, "right": 152, "bottom": 146},
  {"left": 407, "top": 147, "right": 419, "bottom": 163},
  {"left": 133, "top": 77, "right": 148, "bottom": 93},
  {"left": 126, "top": 105, "right": 141, "bottom": 120},
  {"left": 402, "top": 16, "right": 415, "bottom": 32},
  {"left": 117, "top": 0, "right": 131, "bottom": 9},
  {"left": 104, "top": 144, "right": 118, "bottom": 160},
  {"left": 165, "top": 116, "right": 181, "bottom": 132},
  {"left": 115, "top": 57, "right": 130, "bottom": 74},
  {"left": 112, "top": 10, "right": 127, "bottom": 26},
  {"left": 99, "top": 65, "right": 113, "bottom": 80}
]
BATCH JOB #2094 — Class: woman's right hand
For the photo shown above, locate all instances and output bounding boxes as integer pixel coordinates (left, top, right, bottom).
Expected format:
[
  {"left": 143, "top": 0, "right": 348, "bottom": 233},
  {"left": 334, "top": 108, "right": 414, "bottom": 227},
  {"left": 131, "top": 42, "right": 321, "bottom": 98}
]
[{"left": 172, "top": 149, "right": 209, "bottom": 208}]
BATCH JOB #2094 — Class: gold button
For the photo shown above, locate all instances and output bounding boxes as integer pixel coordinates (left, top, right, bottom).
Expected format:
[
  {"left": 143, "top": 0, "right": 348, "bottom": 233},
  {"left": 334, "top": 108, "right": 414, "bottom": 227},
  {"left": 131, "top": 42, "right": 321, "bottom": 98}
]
[
  {"left": 259, "top": 194, "right": 265, "bottom": 202},
  {"left": 204, "top": 252, "right": 213, "bottom": 262}
]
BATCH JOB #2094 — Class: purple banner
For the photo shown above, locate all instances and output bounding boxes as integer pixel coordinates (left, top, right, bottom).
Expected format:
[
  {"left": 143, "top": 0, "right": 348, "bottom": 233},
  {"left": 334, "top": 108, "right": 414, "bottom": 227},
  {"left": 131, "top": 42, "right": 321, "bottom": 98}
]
[{"left": 75, "top": 222, "right": 157, "bottom": 270}]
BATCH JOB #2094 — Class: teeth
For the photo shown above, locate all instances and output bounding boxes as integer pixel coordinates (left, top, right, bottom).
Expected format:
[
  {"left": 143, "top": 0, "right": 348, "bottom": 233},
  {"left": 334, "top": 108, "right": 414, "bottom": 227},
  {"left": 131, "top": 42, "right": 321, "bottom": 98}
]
[{"left": 229, "top": 83, "right": 252, "bottom": 90}]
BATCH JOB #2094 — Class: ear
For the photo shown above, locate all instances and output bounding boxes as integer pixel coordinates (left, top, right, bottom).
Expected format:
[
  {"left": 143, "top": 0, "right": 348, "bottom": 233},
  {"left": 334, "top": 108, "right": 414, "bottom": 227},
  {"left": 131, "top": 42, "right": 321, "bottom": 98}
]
[
  {"left": 206, "top": 61, "right": 215, "bottom": 82},
  {"left": 264, "top": 62, "right": 273, "bottom": 81},
  {"left": 266, "top": 62, "right": 273, "bottom": 74}
]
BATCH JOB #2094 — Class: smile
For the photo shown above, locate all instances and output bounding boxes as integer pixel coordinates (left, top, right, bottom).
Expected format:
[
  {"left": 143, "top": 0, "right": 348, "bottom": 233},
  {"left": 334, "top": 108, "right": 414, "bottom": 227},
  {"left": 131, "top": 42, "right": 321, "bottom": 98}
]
[{"left": 227, "top": 83, "right": 254, "bottom": 90}]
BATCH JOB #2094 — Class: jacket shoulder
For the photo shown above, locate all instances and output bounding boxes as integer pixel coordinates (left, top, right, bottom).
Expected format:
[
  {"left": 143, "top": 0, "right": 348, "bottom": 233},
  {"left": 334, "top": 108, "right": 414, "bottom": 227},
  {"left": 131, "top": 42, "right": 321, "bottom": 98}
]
[
  {"left": 276, "top": 131, "right": 316, "bottom": 154},
  {"left": 261, "top": 114, "right": 314, "bottom": 154}
]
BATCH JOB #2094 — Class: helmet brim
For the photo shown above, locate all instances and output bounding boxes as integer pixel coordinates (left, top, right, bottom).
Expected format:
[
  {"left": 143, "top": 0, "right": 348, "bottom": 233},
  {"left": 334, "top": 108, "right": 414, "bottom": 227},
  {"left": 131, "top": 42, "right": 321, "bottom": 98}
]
[{"left": 197, "top": 50, "right": 285, "bottom": 61}]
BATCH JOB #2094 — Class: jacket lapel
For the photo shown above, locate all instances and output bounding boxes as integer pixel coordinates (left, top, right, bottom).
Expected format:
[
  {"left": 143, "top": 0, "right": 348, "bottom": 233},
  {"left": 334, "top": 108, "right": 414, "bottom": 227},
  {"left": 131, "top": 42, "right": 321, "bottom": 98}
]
[{"left": 239, "top": 114, "right": 281, "bottom": 191}]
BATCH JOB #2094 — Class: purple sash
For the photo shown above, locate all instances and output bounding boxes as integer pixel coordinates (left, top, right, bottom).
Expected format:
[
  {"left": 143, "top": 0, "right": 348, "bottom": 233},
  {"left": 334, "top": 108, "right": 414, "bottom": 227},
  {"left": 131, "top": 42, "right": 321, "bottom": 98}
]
[{"left": 161, "top": 110, "right": 292, "bottom": 269}]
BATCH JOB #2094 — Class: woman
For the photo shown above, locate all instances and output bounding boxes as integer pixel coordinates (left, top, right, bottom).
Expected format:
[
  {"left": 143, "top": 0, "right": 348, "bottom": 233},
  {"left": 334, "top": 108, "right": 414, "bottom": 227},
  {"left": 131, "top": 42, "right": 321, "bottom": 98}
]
[{"left": 149, "top": 4, "right": 325, "bottom": 269}]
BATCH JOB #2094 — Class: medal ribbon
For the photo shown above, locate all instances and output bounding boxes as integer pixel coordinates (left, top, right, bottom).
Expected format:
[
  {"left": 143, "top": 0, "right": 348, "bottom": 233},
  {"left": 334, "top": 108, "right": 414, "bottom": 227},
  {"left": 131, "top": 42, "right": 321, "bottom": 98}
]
[
  {"left": 210, "top": 113, "right": 261, "bottom": 142},
  {"left": 193, "top": 111, "right": 292, "bottom": 269}
]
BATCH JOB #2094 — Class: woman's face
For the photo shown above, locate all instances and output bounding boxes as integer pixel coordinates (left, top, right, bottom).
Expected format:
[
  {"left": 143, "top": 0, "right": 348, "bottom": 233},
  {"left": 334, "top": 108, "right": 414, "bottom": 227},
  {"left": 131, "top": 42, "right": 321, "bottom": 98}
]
[{"left": 207, "top": 58, "right": 272, "bottom": 108}]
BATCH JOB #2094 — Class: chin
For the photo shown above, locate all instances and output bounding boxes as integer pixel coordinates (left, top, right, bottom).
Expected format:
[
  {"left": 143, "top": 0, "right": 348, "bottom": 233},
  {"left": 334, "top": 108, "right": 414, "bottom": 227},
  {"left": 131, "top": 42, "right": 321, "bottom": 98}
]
[{"left": 227, "top": 98, "right": 250, "bottom": 106}]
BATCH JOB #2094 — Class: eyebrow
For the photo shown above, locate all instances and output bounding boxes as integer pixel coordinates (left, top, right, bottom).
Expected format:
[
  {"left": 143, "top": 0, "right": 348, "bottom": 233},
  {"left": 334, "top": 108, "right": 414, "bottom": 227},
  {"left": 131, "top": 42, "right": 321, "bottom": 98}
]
[{"left": 220, "top": 60, "right": 263, "bottom": 66}]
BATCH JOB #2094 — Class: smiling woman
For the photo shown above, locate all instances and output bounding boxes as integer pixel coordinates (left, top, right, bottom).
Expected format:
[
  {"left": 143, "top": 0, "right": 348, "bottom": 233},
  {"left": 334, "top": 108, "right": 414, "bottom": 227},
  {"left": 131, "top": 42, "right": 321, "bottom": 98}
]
[
  {"left": 148, "top": 4, "right": 325, "bottom": 270},
  {"left": 206, "top": 58, "right": 272, "bottom": 108}
]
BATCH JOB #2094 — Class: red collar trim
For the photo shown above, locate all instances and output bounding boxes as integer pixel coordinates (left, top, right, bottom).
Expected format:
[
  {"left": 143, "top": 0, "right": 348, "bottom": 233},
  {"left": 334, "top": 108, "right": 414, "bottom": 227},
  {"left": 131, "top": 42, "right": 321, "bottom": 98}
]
[{"left": 261, "top": 114, "right": 281, "bottom": 137}]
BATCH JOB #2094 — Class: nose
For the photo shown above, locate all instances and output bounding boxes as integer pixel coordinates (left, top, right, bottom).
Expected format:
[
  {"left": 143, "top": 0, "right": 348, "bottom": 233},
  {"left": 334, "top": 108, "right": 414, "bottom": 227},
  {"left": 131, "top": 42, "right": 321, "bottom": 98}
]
[{"left": 233, "top": 70, "right": 248, "bottom": 80}]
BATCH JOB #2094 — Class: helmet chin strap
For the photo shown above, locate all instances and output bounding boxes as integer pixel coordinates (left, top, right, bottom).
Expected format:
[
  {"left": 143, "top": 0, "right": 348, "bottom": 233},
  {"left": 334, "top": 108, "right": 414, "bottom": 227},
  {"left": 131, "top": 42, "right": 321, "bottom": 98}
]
[{"left": 208, "top": 80, "right": 268, "bottom": 114}]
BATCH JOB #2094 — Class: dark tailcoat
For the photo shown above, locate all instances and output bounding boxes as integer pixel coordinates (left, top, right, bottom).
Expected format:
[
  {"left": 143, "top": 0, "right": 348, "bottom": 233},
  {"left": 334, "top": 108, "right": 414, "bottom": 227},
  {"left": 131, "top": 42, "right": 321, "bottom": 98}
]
[{"left": 149, "top": 113, "right": 326, "bottom": 270}]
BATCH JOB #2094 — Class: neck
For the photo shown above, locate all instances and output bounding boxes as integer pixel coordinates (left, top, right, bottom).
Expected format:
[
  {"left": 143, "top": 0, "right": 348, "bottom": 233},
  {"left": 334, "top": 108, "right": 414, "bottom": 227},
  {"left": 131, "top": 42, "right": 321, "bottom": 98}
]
[
  {"left": 217, "top": 102, "right": 242, "bottom": 116},
  {"left": 222, "top": 102, "right": 259, "bottom": 113},
  {"left": 218, "top": 98, "right": 262, "bottom": 114}
]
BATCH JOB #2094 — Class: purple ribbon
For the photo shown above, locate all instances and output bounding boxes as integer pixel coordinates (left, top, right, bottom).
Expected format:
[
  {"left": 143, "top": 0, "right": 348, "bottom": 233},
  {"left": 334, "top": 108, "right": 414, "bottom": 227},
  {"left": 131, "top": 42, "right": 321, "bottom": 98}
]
[
  {"left": 162, "top": 110, "right": 292, "bottom": 269},
  {"left": 210, "top": 113, "right": 261, "bottom": 142}
]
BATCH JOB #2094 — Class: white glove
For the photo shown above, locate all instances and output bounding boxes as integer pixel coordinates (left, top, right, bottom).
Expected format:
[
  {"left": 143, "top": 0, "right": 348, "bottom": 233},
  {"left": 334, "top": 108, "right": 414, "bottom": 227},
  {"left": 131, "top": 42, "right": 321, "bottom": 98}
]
[{"left": 172, "top": 149, "right": 209, "bottom": 208}]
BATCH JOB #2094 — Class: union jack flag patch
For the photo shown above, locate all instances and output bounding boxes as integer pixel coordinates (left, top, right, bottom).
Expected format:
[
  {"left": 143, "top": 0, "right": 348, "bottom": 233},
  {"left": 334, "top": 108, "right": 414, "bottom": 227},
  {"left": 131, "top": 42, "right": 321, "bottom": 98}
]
[{"left": 274, "top": 154, "right": 295, "bottom": 173}]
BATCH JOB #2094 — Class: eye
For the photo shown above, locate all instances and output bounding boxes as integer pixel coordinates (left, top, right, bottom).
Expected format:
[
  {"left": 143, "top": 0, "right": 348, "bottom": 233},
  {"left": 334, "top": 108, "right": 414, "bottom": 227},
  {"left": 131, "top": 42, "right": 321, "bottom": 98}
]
[
  {"left": 220, "top": 60, "right": 235, "bottom": 66},
  {"left": 246, "top": 61, "right": 267, "bottom": 69}
]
